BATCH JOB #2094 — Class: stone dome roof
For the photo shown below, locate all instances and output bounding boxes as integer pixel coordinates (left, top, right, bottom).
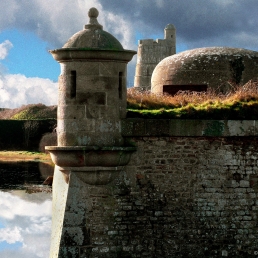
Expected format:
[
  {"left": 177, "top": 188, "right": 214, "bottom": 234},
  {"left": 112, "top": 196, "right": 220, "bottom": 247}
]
[
  {"left": 151, "top": 47, "right": 258, "bottom": 93},
  {"left": 165, "top": 24, "right": 175, "bottom": 30},
  {"left": 63, "top": 7, "right": 123, "bottom": 50}
]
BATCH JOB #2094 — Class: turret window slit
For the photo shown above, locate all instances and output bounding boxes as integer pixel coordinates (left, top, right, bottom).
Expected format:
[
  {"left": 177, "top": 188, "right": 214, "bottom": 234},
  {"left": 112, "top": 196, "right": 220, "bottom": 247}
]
[
  {"left": 119, "top": 72, "right": 123, "bottom": 99},
  {"left": 70, "top": 70, "right": 76, "bottom": 98}
]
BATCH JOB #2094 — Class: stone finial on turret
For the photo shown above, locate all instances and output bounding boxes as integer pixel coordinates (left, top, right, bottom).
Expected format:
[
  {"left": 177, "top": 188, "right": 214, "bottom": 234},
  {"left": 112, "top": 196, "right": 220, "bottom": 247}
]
[{"left": 84, "top": 7, "right": 103, "bottom": 30}]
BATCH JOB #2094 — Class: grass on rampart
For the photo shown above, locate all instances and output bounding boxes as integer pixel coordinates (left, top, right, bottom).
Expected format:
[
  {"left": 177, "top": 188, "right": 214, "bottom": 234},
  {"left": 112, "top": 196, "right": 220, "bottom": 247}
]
[
  {"left": 0, "top": 103, "right": 57, "bottom": 120},
  {"left": 1, "top": 81, "right": 258, "bottom": 120},
  {"left": 127, "top": 80, "right": 258, "bottom": 119}
]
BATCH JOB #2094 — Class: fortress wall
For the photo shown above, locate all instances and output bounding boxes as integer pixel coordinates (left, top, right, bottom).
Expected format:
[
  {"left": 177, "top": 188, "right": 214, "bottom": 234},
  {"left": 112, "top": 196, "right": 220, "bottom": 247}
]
[
  {"left": 119, "top": 136, "right": 258, "bottom": 257},
  {"left": 59, "top": 120, "right": 258, "bottom": 257}
]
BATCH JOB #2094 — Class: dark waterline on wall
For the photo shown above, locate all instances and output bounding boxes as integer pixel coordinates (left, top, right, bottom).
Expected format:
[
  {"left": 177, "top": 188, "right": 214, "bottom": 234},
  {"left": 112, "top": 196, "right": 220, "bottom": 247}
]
[{"left": 0, "top": 161, "right": 54, "bottom": 190}]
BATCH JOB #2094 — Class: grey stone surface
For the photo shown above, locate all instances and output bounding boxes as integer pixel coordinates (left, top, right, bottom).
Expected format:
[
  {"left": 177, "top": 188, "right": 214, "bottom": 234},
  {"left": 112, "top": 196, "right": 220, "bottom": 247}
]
[
  {"left": 151, "top": 47, "right": 258, "bottom": 94},
  {"left": 48, "top": 6, "right": 137, "bottom": 258},
  {"left": 122, "top": 119, "right": 258, "bottom": 137},
  {"left": 50, "top": 8, "right": 136, "bottom": 147},
  {"left": 47, "top": 5, "right": 258, "bottom": 258},
  {"left": 51, "top": 136, "right": 258, "bottom": 257}
]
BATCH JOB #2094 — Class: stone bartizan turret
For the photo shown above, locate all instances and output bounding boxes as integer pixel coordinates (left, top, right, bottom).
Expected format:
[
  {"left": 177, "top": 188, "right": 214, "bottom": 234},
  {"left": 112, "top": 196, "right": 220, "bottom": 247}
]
[
  {"left": 46, "top": 7, "right": 136, "bottom": 258},
  {"left": 49, "top": 7, "right": 136, "bottom": 147},
  {"left": 134, "top": 24, "right": 176, "bottom": 91}
]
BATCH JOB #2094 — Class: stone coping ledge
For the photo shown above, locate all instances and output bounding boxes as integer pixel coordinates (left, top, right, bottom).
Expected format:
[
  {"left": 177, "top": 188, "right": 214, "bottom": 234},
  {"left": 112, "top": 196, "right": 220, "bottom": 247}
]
[
  {"left": 45, "top": 146, "right": 136, "bottom": 151},
  {"left": 122, "top": 119, "right": 258, "bottom": 137},
  {"left": 57, "top": 166, "right": 123, "bottom": 171},
  {"left": 49, "top": 49, "right": 136, "bottom": 62}
]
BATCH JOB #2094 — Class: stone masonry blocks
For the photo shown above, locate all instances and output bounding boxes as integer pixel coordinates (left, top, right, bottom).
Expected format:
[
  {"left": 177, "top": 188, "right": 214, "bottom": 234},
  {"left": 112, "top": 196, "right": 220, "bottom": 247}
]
[
  {"left": 122, "top": 119, "right": 258, "bottom": 137},
  {"left": 56, "top": 136, "right": 258, "bottom": 257}
]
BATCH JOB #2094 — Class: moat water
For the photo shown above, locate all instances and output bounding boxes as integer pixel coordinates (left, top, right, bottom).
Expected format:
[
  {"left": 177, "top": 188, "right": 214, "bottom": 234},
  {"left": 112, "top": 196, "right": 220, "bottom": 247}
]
[{"left": 0, "top": 161, "right": 53, "bottom": 258}]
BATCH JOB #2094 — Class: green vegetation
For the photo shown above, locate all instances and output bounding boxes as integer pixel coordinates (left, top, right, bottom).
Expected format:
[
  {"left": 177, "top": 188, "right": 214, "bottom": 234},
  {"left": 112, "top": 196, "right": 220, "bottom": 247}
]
[
  {"left": 0, "top": 103, "right": 57, "bottom": 119},
  {"left": 127, "top": 80, "right": 258, "bottom": 119}
]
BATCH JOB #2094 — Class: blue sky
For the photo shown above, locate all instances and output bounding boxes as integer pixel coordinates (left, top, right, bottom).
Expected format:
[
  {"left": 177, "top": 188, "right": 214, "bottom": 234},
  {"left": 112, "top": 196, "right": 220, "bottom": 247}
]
[
  {"left": 0, "top": 0, "right": 258, "bottom": 108},
  {"left": 0, "top": 191, "right": 52, "bottom": 258},
  {"left": 0, "top": 30, "right": 59, "bottom": 81}
]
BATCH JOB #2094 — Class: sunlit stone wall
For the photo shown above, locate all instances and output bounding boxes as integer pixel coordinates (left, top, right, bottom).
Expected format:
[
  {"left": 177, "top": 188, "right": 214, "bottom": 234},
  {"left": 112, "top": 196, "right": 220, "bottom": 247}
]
[{"left": 55, "top": 120, "right": 258, "bottom": 257}]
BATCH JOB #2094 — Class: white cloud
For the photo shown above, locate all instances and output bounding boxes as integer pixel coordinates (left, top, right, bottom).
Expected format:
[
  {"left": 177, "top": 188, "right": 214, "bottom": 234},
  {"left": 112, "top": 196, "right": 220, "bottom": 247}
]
[
  {"left": 0, "top": 0, "right": 137, "bottom": 104},
  {"left": 0, "top": 74, "right": 57, "bottom": 108},
  {"left": 0, "top": 39, "right": 58, "bottom": 109},
  {"left": 0, "top": 191, "right": 51, "bottom": 258},
  {"left": 105, "top": 12, "right": 135, "bottom": 50},
  {"left": 0, "top": 0, "right": 136, "bottom": 49},
  {"left": 0, "top": 191, "right": 51, "bottom": 220},
  {"left": 0, "top": 41, "right": 13, "bottom": 60},
  {"left": 0, "top": 227, "right": 23, "bottom": 244}
]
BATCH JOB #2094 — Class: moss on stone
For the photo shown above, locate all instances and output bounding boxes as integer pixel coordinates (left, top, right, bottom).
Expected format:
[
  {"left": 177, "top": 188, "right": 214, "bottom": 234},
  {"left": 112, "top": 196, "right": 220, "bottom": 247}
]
[{"left": 127, "top": 100, "right": 258, "bottom": 119}]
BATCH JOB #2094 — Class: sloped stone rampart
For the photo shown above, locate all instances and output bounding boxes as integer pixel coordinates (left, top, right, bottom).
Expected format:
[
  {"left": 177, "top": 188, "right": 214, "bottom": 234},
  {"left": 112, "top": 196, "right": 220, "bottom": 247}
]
[{"left": 56, "top": 120, "right": 258, "bottom": 257}]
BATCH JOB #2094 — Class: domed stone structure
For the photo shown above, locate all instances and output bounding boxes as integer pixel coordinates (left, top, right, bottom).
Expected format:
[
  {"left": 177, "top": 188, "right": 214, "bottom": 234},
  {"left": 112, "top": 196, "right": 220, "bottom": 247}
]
[
  {"left": 63, "top": 8, "right": 123, "bottom": 50},
  {"left": 49, "top": 7, "right": 136, "bottom": 147},
  {"left": 151, "top": 47, "right": 258, "bottom": 94}
]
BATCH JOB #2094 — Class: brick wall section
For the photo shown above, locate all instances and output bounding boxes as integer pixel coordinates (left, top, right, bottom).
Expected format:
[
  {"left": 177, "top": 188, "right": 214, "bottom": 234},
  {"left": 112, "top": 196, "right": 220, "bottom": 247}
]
[{"left": 73, "top": 135, "right": 258, "bottom": 257}]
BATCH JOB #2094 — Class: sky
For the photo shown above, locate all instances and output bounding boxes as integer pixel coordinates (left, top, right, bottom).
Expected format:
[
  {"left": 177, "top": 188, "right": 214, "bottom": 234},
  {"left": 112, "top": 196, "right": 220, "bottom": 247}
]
[
  {"left": 0, "top": 0, "right": 258, "bottom": 108},
  {"left": 0, "top": 191, "right": 52, "bottom": 258}
]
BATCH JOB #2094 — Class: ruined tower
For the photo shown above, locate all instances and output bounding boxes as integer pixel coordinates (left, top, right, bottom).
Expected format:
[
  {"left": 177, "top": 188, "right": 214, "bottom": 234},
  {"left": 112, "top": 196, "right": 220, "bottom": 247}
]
[{"left": 134, "top": 24, "right": 176, "bottom": 91}]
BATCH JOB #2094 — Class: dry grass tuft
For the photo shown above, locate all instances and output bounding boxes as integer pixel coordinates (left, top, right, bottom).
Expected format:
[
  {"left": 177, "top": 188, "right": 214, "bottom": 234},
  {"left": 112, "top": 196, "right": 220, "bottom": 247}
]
[{"left": 127, "top": 80, "right": 258, "bottom": 109}]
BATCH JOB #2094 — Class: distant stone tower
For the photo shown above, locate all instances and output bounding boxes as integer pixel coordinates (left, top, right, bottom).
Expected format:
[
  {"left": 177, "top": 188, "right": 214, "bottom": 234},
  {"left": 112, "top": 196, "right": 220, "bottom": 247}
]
[{"left": 134, "top": 24, "right": 176, "bottom": 91}]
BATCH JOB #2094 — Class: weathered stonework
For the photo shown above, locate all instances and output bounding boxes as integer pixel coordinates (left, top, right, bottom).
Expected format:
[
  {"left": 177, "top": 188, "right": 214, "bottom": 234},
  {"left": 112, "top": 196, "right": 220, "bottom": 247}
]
[
  {"left": 50, "top": 132, "right": 258, "bottom": 257},
  {"left": 122, "top": 119, "right": 258, "bottom": 137},
  {"left": 118, "top": 136, "right": 258, "bottom": 257},
  {"left": 47, "top": 7, "right": 137, "bottom": 258},
  {"left": 151, "top": 47, "right": 258, "bottom": 94},
  {"left": 50, "top": 8, "right": 136, "bottom": 147},
  {"left": 134, "top": 24, "right": 176, "bottom": 91},
  {"left": 47, "top": 6, "right": 258, "bottom": 258}
]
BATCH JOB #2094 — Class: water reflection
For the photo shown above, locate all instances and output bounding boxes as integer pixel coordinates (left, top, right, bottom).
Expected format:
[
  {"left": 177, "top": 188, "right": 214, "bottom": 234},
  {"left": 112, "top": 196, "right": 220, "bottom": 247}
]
[
  {"left": 0, "top": 161, "right": 53, "bottom": 189},
  {"left": 0, "top": 162, "right": 53, "bottom": 258}
]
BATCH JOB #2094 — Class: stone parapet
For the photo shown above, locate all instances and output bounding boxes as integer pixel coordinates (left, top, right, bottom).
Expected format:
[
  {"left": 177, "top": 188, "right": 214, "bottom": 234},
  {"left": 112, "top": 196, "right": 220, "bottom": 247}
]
[{"left": 122, "top": 119, "right": 258, "bottom": 137}]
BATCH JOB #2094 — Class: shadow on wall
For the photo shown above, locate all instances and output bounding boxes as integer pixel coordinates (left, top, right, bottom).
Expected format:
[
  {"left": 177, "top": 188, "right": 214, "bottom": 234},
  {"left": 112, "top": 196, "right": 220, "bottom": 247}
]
[
  {"left": 39, "top": 132, "right": 57, "bottom": 153},
  {"left": 0, "top": 119, "right": 56, "bottom": 151}
]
